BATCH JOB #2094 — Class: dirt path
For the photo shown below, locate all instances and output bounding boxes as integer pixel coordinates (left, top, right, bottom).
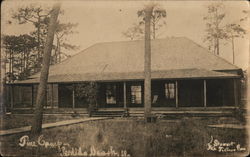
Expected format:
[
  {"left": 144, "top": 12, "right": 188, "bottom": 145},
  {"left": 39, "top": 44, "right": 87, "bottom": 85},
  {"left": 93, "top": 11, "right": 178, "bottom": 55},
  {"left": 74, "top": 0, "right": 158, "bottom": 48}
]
[{"left": 0, "top": 117, "right": 110, "bottom": 136}]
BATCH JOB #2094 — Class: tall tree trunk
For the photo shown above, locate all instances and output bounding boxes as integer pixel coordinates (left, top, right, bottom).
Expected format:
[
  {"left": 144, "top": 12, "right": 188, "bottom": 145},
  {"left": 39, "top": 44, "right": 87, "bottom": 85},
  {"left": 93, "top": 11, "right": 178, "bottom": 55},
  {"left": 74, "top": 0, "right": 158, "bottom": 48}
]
[
  {"left": 23, "top": 50, "right": 28, "bottom": 79},
  {"left": 21, "top": 52, "right": 24, "bottom": 76},
  {"left": 23, "top": 51, "right": 26, "bottom": 73},
  {"left": 216, "top": 38, "right": 220, "bottom": 55},
  {"left": 5, "top": 51, "right": 8, "bottom": 83},
  {"left": 26, "top": 51, "right": 30, "bottom": 77},
  {"left": 8, "top": 50, "right": 11, "bottom": 83},
  {"left": 144, "top": 5, "right": 153, "bottom": 120},
  {"left": 37, "top": 17, "right": 41, "bottom": 72},
  {"left": 54, "top": 35, "right": 59, "bottom": 64},
  {"left": 231, "top": 36, "right": 235, "bottom": 64},
  {"left": 11, "top": 51, "right": 13, "bottom": 82},
  {"left": 152, "top": 20, "right": 156, "bottom": 39},
  {"left": 58, "top": 42, "right": 61, "bottom": 62},
  {"left": 31, "top": 3, "right": 61, "bottom": 135},
  {"left": 215, "top": 8, "right": 220, "bottom": 55},
  {"left": 213, "top": 38, "right": 216, "bottom": 55},
  {"left": 1, "top": 43, "right": 6, "bottom": 114},
  {"left": 25, "top": 50, "right": 29, "bottom": 72}
]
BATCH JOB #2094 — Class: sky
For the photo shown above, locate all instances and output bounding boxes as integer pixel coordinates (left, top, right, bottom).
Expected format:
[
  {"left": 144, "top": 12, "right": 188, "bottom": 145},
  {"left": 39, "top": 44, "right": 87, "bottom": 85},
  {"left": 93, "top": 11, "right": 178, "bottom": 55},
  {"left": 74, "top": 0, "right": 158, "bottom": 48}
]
[{"left": 1, "top": 0, "right": 249, "bottom": 69}]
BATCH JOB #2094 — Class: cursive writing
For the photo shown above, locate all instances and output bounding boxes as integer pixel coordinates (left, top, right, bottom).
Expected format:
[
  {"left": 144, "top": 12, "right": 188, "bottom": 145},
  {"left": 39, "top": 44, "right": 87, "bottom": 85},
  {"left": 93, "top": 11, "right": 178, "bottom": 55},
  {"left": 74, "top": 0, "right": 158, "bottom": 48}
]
[
  {"left": 19, "top": 135, "right": 69, "bottom": 149},
  {"left": 207, "top": 136, "right": 246, "bottom": 152},
  {"left": 19, "top": 135, "right": 130, "bottom": 157},
  {"left": 59, "top": 146, "right": 130, "bottom": 157}
]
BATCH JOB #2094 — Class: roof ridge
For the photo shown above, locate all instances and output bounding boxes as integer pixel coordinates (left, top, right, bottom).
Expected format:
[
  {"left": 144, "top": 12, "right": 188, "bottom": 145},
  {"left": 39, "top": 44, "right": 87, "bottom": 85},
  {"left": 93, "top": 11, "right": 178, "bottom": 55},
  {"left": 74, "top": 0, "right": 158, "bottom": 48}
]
[{"left": 90, "top": 36, "right": 185, "bottom": 46}]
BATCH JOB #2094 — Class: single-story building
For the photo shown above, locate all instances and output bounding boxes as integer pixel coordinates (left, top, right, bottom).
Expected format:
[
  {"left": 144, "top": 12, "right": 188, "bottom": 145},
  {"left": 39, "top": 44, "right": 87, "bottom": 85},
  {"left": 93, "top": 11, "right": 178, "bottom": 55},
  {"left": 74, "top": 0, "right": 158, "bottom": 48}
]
[{"left": 7, "top": 37, "right": 243, "bottom": 115}]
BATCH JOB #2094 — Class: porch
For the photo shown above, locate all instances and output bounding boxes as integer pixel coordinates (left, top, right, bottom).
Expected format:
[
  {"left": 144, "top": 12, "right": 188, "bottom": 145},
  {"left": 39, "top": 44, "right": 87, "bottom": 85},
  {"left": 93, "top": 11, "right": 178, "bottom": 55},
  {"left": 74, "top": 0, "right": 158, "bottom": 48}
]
[{"left": 7, "top": 78, "right": 241, "bottom": 115}]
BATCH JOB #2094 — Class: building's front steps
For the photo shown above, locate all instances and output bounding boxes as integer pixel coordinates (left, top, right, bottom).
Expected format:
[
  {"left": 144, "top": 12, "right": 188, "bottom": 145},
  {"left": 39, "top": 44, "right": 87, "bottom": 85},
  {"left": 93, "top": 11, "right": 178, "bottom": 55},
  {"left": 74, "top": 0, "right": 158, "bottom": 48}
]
[{"left": 91, "top": 110, "right": 126, "bottom": 117}]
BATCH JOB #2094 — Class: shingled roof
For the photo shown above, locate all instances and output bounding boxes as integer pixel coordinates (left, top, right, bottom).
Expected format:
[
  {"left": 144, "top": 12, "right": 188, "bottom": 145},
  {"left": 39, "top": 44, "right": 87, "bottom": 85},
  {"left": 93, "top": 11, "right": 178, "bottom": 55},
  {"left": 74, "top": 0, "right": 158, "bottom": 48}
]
[
  {"left": 16, "top": 69, "right": 239, "bottom": 84},
  {"left": 16, "top": 37, "right": 240, "bottom": 84}
]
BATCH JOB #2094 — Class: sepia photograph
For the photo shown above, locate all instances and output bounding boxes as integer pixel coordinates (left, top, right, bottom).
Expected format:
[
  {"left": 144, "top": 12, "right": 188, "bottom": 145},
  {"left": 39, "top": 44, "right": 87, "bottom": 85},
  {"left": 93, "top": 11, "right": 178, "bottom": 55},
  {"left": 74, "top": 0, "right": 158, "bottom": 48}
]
[{"left": 0, "top": 0, "right": 249, "bottom": 156}]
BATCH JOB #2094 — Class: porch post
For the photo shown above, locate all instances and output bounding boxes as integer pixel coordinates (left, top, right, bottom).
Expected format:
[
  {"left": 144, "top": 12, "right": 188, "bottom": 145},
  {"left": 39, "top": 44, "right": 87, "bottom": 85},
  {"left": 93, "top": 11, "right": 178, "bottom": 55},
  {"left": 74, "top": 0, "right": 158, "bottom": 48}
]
[
  {"left": 51, "top": 84, "right": 54, "bottom": 109},
  {"left": 175, "top": 81, "right": 178, "bottom": 108},
  {"left": 123, "top": 82, "right": 127, "bottom": 109},
  {"left": 204, "top": 80, "right": 207, "bottom": 108},
  {"left": 72, "top": 84, "right": 75, "bottom": 109},
  {"left": 234, "top": 79, "right": 238, "bottom": 106}
]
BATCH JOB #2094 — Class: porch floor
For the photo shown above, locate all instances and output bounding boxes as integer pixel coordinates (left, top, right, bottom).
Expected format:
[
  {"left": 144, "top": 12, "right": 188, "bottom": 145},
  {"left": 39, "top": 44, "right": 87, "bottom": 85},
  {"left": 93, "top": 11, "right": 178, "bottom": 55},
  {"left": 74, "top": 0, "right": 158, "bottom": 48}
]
[{"left": 10, "top": 106, "right": 238, "bottom": 117}]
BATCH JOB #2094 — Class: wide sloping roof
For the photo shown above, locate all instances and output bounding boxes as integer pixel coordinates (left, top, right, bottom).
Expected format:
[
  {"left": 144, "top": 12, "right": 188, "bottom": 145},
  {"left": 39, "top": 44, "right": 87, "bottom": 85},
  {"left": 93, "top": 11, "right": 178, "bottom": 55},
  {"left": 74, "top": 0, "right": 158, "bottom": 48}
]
[
  {"left": 15, "top": 37, "right": 240, "bottom": 84},
  {"left": 16, "top": 69, "right": 239, "bottom": 84}
]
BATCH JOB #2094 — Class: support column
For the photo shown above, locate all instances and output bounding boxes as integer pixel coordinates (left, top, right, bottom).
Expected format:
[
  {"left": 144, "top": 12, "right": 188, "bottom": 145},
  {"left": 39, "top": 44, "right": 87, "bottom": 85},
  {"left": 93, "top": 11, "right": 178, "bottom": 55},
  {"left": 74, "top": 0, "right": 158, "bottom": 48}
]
[
  {"left": 204, "top": 80, "right": 207, "bottom": 108},
  {"left": 175, "top": 81, "right": 178, "bottom": 108},
  {"left": 234, "top": 79, "right": 238, "bottom": 106},
  {"left": 72, "top": 84, "right": 75, "bottom": 109},
  {"left": 123, "top": 82, "right": 127, "bottom": 109},
  {"left": 51, "top": 83, "right": 54, "bottom": 108}
]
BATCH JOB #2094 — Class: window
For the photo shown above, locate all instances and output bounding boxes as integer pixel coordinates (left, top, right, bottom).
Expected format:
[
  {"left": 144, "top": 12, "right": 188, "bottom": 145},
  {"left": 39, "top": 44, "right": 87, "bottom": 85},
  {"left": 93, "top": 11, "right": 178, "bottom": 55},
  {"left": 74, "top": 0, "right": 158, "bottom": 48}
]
[
  {"left": 131, "top": 85, "right": 142, "bottom": 104},
  {"left": 165, "top": 83, "right": 175, "bottom": 99},
  {"left": 106, "top": 84, "right": 116, "bottom": 104}
]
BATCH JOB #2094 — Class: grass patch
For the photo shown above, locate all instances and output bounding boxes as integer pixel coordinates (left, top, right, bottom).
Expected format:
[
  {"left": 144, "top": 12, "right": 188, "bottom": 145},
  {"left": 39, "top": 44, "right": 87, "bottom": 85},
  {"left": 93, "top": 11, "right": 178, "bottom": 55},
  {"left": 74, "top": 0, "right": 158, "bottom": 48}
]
[{"left": 0, "top": 116, "right": 248, "bottom": 157}]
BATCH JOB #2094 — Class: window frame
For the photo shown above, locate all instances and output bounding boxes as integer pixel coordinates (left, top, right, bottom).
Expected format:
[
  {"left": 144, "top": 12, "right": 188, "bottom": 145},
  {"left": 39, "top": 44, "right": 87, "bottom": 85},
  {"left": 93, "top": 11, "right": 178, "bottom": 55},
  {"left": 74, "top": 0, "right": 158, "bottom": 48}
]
[
  {"left": 130, "top": 85, "right": 142, "bottom": 104},
  {"left": 165, "top": 82, "right": 176, "bottom": 99}
]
